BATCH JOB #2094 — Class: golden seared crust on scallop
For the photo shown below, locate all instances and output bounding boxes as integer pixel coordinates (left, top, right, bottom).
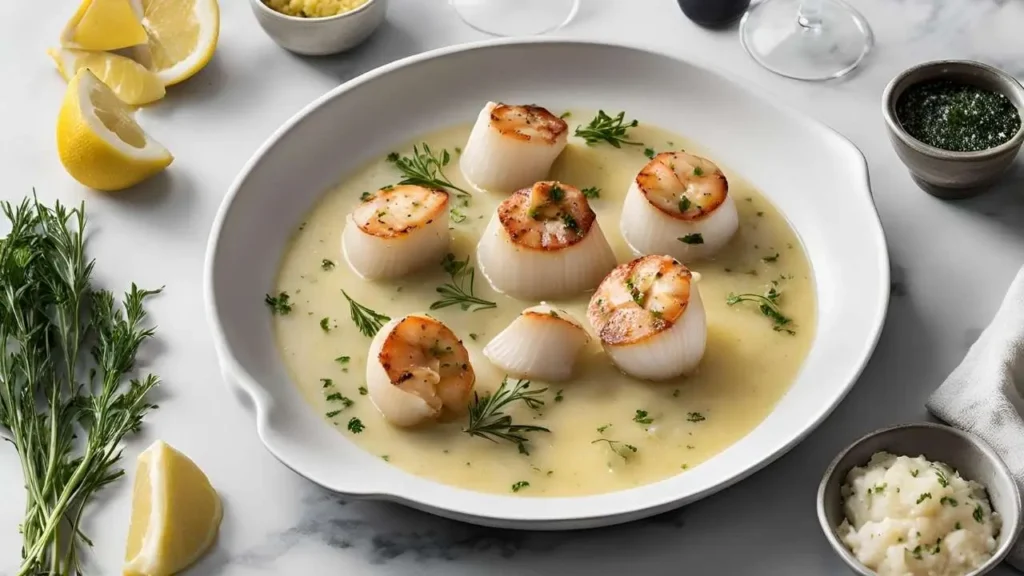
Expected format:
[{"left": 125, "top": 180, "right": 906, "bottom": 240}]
[
  {"left": 352, "top": 185, "right": 449, "bottom": 239},
  {"left": 497, "top": 181, "right": 597, "bottom": 251},
  {"left": 587, "top": 255, "right": 694, "bottom": 346},
  {"left": 489, "top": 103, "right": 568, "bottom": 144},
  {"left": 635, "top": 152, "right": 728, "bottom": 221}
]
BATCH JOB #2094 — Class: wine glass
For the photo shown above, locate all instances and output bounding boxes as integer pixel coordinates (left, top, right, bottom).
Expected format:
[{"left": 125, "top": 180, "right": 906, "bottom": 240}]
[
  {"left": 739, "top": 0, "right": 874, "bottom": 81},
  {"left": 450, "top": 0, "right": 579, "bottom": 37}
]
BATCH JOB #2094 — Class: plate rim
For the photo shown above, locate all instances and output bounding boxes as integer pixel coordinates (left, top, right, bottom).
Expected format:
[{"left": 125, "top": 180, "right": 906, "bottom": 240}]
[{"left": 203, "top": 36, "right": 891, "bottom": 528}]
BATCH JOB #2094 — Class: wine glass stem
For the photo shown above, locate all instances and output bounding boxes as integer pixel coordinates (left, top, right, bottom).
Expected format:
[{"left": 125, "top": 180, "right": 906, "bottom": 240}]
[{"left": 797, "top": 0, "right": 823, "bottom": 29}]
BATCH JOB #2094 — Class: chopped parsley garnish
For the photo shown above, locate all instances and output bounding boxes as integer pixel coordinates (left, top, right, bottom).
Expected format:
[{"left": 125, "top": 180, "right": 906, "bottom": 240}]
[
  {"left": 347, "top": 418, "right": 365, "bottom": 433},
  {"left": 549, "top": 184, "right": 565, "bottom": 202},
  {"left": 559, "top": 111, "right": 572, "bottom": 119},
  {"left": 955, "top": 521, "right": 962, "bottom": 530},
  {"left": 381, "top": 455, "right": 390, "bottom": 462},
  {"left": 342, "top": 290, "right": 390, "bottom": 337},
  {"left": 678, "top": 196, "right": 692, "bottom": 212},
  {"left": 463, "top": 377, "right": 550, "bottom": 455},
  {"left": 644, "top": 148, "right": 656, "bottom": 159},
  {"left": 974, "top": 504, "right": 984, "bottom": 523},
  {"left": 940, "top": 496, "right": 958, "bottom": 507},
  {"left": 450, "top": 207, "right": 468, "bottom": 223},
  {"left": 625, "top": 277, "right": 644, "bottom": 306},
  {"left": 325, "top": 392, "right": 354, "bottom": 408},
  {"left": 560, "top": 212, "right": 581, "bottom": 234},
  {"left": 912, "top": 545, "right": 923, "bottom": 560},
  {"left": 360, "top": 191, "right": 373, "bottom": 201},
  {"left": 597, "top": 424, "right": 611, "bottom": 433},
  {"left": 762, "top": 253, "right": 779, "bottom": 263},
  {"left": 265, "top": 291, "right": 292, "bottom": 315},
  {"left": 582, "top": 186, "right": 601, "bottom": 199},
  {"left": 358, "top": 386, "right": 368, "bottom": 396},
  {"left": 335, "top": 355, "right": 350, "bottom": 365},
  {"left": 687, "top": 412, "right": 705, "bottom": 423},
  {"left": 469, "top": 333, "right": 479, "bottom": 341},
  {"left": 633, "top": 409, "right": 653, "bottom": 425},
  {"left": 916, "top": 492, "right": 932, "bottom": 504},
  {"left": 591, "top": 438, "right": 638, "bottom": 460},
  {"left": 911, "top": 469, "right": 920, "bottom": 477},
  {"left": 326, "top": 409, "right": 342, "bottom": 418},
  {"left": 320, "top": 317, "right": 331, "bottom": 332},
  {"left": 693, "top": 166, "right": 704, "bottom": 177},
  {"left": 554, "top": 389, "right": 564, "bottom": 402},
  {"left": 320, "top": 378, "right": 333, "bottom": 388},
  {"left": 871, "top": 483, "right": 887, "bottom": 494},
  {"left": 672, "top": 389, "right": 680, "bottom": 398},
  {"left": 432, "top": 253, "right": 497, "bottom": 312},
  {"left": 679, "top": 233, "right": 704, "bottom": 245},
  {"left": 321, "top": 259, "right": 335, "bottom": 270},
  {"left": 726, "top": 287, "right": 795, "bottom": 334},
  {"left": 934, "top": 467, "right": 949, "bottom": 487},
  {"left": 574, "top": 110, "right": 643, "bottom": 148},
  {"left": 386, "top": 143, "right": 470, "bottom": 196},
  {"left": 511, "top": 481, "right": 530, "bottom": 492}
]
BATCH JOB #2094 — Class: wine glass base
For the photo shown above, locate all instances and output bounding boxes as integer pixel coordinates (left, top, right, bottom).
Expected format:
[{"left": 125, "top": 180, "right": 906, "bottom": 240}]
[
  {"left": 739, "top": 0, "right": 874, "bottom": 81},
  {"left": 451, "top": 0, "right": 579, "bottom": 37}
]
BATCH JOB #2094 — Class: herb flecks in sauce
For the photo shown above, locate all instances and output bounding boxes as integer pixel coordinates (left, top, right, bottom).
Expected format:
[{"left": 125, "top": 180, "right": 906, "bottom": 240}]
[
  {"left": 896, "top": 80, "right": 1021, "bottom": 152},
  {"left": 592, "top": 438, "right": 638, "bottom": 460},
  {"left": 265, "top": 291, "right": 292, "bottom": 315},
  {"left": 726, "top": 286, "right": 795, "bottom": 334},
  {"left": 431, "top": 253, "right": 497, "bottom": 312}
]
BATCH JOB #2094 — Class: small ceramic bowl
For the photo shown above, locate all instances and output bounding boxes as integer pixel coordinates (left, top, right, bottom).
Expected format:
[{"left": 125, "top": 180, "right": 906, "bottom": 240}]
[
  {"left": 882, "top": 60, "right": 1024, "bottom": 199},
  {"left": 818, "top": 423, "right": 1022, "bottom": 575},
  {"left": 249, "top": 0, "right": 388, "bottom": 56}
]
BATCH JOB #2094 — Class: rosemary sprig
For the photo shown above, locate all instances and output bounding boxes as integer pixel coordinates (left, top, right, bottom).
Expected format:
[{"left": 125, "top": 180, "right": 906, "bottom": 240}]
[
  {"left": 726, "top": 286, "right": 795, "bottom": 334},
  {"left": 463, "top": 377, "right": 550, "bottom": 455},
  {"left": 386, "top": 143, "right": 471, "bottom": 197},
  {"left": 574, "top": 110, "right": 643, "bottom": 148},
  {"left": 431, "top": 253, "right": 497, "bottom": 312},
  {"left": 342, "top": 290, "right": 390, "bottom": 337},
  {"left": 0, "top": 196, "right": 161, "bottom": 575}
]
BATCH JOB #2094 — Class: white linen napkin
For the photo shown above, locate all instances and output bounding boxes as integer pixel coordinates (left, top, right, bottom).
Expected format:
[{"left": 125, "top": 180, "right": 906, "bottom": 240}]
[{"left": 927, "top": 265, "right": 1024, "bottom": 571}]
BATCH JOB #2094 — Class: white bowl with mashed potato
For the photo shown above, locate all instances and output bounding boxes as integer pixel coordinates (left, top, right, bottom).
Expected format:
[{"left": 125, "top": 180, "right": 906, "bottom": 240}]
[{"left": 818, "top": 423, "right": 1021, "bottom": 576}]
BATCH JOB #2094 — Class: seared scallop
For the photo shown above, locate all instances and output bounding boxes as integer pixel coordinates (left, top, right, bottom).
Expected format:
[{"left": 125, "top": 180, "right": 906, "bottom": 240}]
[
  {"left": 483, "top": 303, "right": 591, "bottom": 382},
  {"left": 460, "top": 102, "right": 569, "bottom": 193},
  {"left": 587, "top": 255, "right": 706, "bottom": 381},
  {"left": 620, "top": 152, "right": 738, "bottom": 263},
  {"left": 367, "top": 314, "right": 476, "bottom": 427},
  {"left": 477, "top": 181, "right": 617, "bottom": 300},
  {"left": 342, "top": 185, "right": 450, "bottom": 279}
]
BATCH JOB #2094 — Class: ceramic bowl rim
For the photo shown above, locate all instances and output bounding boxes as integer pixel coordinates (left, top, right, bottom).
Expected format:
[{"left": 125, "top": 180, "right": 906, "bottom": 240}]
[
  {"left": 882, "top": 59, "right": 1024, "bottom": 161},
  {"left": 204, "top": 37, "right": 890, "bottom": 528},
  {"left": 248, "top": 0, "right": 379, "bottom": 23},
  {"left": 816, "top": 422, "right": 1024, "bottom": 575}
]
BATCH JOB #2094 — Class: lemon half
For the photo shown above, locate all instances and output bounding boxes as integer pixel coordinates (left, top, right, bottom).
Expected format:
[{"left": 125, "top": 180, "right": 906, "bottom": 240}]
[
  {"left": 132, "top": 0, "right": 220, "bottom": 86},
  {"left": 123, "top": 440, "right": 222, "bottom": 576},
  {"left": 60, "top": 0, "right": 149, "bottom": 51},
  {"left": 57, "top": 69, "right": 172, "bottom": 191},
  {"left": 48, "top": 48, "right": 165, "bottom": 106}
]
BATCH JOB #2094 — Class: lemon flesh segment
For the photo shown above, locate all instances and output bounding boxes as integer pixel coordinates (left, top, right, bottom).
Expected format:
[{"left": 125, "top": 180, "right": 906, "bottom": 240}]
[
  {"left": 60, "top": 0, "right": 148, "bottom": 51},
  {"left": 57, "top": 70, "right": 172, "bottom": 192},
  {"left": 48, "top": 48, "right": 165, "bottom": 106},
  {"left": 124, "top": 440, "right": 222, "bottom": 576},
  {"left": 133, "top": 0, "right": 220, "bottom": 86}
]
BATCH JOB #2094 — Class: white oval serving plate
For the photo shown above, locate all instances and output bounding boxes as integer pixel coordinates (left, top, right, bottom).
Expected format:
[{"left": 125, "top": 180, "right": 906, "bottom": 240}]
[{"left": 204, "top": 38, "right": 889, "bottom": 530}]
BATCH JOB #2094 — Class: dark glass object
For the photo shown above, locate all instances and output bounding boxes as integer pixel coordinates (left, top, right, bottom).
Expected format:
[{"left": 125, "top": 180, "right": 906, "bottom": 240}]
[{"left": 677, "top": 0, "right": 751, "bottom": 28}]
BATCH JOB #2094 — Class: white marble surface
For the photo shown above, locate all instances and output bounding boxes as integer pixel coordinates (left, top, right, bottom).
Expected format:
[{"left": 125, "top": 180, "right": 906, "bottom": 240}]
[{"left": 2, "top": 0, "right": 1024, "bottom": 573}]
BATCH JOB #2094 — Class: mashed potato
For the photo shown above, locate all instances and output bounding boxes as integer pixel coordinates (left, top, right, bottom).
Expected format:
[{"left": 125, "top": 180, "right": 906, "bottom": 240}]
[
  {"left": 262, "top": 0, "right": 369, "bottom": 18},
  {"left": 838, "top": 452, "right": 1001, "bottom": 576}
]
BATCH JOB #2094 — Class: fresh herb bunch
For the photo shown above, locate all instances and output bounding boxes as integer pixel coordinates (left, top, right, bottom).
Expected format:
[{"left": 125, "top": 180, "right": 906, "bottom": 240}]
[
  {"left": 0, "top": 196, "right": 161, "bottom": 575},
  {"left": 386, "top": 144, "right": 471, "bottom": 197},
  {"left": 431, "top": 253, "right": 497, "bottom": 312},
  {"left": 342, "top": 290, "right": 390, "bottom": 337},
  {"left": 574, "top": 110, "right": 643, "bottom": 148},
  {"left": 463, "top": 376, "right": 550, "bottom": 455},
  {"left": 726, "top": 285, "right": 795, "bottom": 334}
]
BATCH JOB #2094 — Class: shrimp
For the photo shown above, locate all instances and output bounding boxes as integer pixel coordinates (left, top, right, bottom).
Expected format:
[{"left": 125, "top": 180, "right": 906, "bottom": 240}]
[
  {"left": 366, "top": 314, "right": 476, "bottom": 427},
  {"left": 587, "top": 255, "right": 707, "bottom": 381},
  {"left": 342, "top": 184, "right": 450, "bottom": 279},
  {"left": 460, "top": 102, "right": 569, "bottom": 192}
]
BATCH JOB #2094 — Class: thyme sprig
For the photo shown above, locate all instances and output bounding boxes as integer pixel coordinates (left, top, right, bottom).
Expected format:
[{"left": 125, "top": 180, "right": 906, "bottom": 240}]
[
  {"left": 431, "top": 253, "right": 496, "bottom": 312},
  {"left": 463, "top": 377, "right": 550, "bottom": 455},
  {"left": 726, "top": 285, "right": 795, "bottom": 334},
  {"left": 574, "top": 110, "right": 643, "bottom": 148},
  {"left": 342, "top": 290, "right": 390, "bottom": 337},
  {"left": 386, "top": 143, "right": 471, "bottom": 197}
]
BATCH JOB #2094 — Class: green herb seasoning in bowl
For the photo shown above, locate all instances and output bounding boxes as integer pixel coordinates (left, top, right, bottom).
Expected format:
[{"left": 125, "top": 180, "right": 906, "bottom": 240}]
[{"left": 882, "top": 60, "right": 1024, "bottom": 199}]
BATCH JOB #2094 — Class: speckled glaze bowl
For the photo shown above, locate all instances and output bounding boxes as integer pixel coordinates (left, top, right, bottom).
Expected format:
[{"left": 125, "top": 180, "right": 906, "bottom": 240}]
[
  {"left": 882, "top": 60, "right": 1024, "bottom": 199},
  {"left": 249, "top": 0, "right": 387, "bottom": 56},
  {"left": 818, "top": 423, "right": 1022, "bottom": 575}
]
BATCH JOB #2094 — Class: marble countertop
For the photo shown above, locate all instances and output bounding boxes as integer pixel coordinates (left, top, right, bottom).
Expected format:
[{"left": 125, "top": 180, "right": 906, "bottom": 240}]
[{"left": 2, "top": 0, "right": 1024, "bottom": 573}]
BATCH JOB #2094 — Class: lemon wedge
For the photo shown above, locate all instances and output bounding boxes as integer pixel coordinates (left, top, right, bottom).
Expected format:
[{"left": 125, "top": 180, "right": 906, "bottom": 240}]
[
  {"left": 123, "top": 440, "right": 222, "bottom": 576},
  {"left": 57, "top": 69, "right": 172, "bottom": 191},
  {"left": 48, "top": 48, "right": 165, "bottom": 106},
  {"left": 60, "top": 0, "right": 149, "bottom": 51},
  {"left": 131, "top": 0, "right": 220, "bottom": 86}
]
